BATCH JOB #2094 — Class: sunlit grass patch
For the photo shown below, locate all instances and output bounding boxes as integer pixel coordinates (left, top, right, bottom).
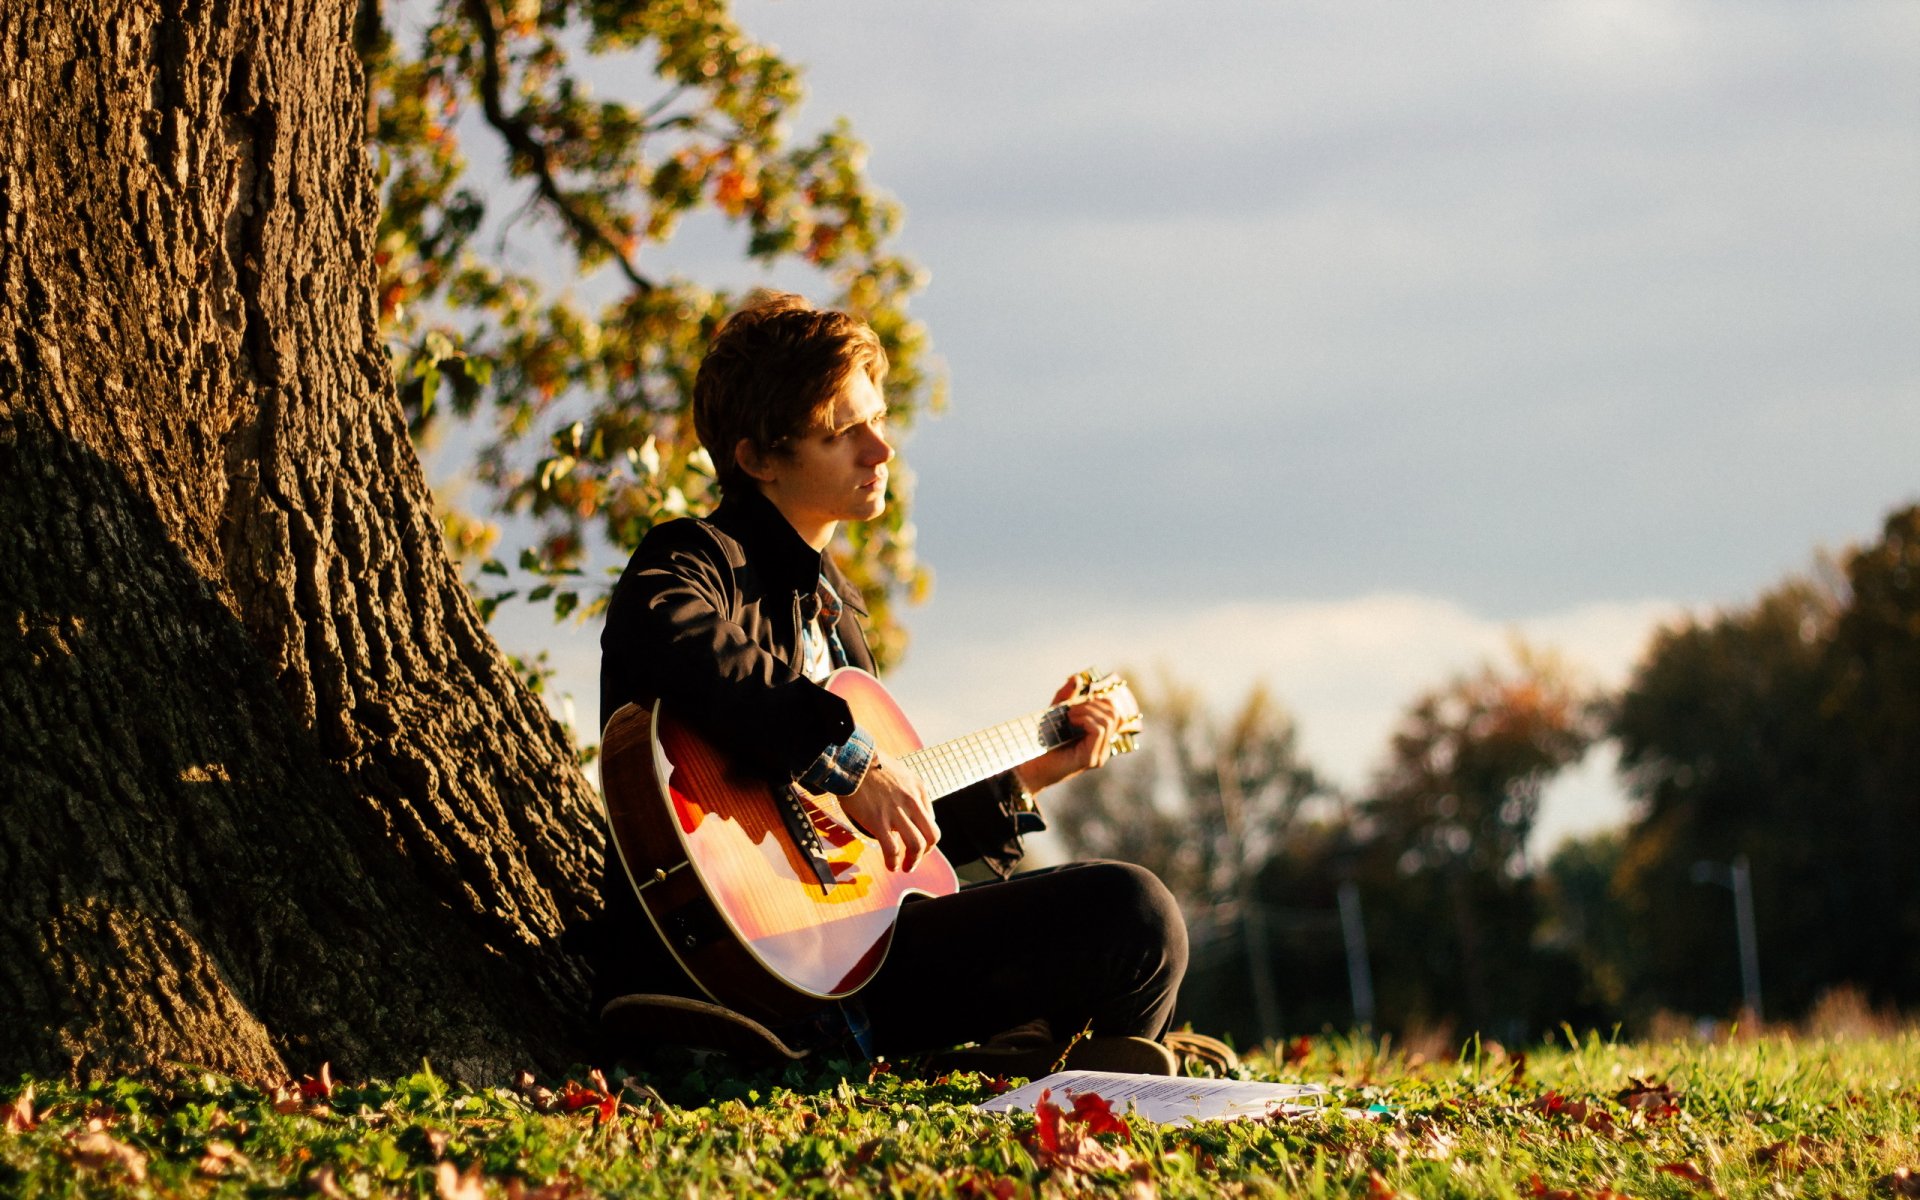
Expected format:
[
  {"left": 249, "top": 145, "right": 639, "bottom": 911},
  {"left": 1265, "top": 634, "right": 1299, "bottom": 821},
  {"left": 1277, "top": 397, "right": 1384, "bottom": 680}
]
[{"left": 2, "top": 1029, "right": 1915, "bottom": 1198}]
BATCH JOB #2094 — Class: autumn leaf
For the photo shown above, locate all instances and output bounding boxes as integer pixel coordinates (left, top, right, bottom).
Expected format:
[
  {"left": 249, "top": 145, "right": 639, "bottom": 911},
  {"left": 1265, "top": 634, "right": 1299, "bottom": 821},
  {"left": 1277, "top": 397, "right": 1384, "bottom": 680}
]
[
  {"left": 1655, "top": 1160, "right": 1714, "bottom": 1191},
  {"left": 507, "top": 1174, "right": 589, "bottom": 1200},
  {"left": 1069, "top": 1091, "right": 1131, "bottom": 1139},
  {"left": 302, "top": 1062, "right": 337, "bottom": 1100},
  {"left": 438, "top": 1160, "right": 487, "bottom": 1200},
  {"left": 1615, "top": 1078, "right": 1679, "bottom": 1120},
  {"left": 1527, "top": 1173, "right": 1579, "bottom": 1200},
  {"left": 558, "top": 1080, "right": 617, "bottom": 1126},
  {"left": 3, "top": 1087, "right": 35, "bottom": 1133},
  {"left": 68, "top": 1128, "right": 148, "bottom": 1182},
  {"left": 196, "top": 1140, "right": 248, "bottom": 1176},
  {"left": 1282, "top": 1036, "right": 1313, "bottom": 1066},
  {"left": 1023, "top": 1089, "right": 1141, "bottom": 1179},
  {"left": 1367, "top": 1170, "right": 1413, "bottom": 1200},
  {"left": 1530, "top": 1090, "right": 1617, "bottom": 1137},
  {"left": 956, "top": 1169, "right": 1026, "bottom": 1199},
  {"left": 1031, "top": 1089, "right": 1061, "bottom": 1155},
  {"left": 514, "top": 1070, "right": 558, "bottom": 1112}
]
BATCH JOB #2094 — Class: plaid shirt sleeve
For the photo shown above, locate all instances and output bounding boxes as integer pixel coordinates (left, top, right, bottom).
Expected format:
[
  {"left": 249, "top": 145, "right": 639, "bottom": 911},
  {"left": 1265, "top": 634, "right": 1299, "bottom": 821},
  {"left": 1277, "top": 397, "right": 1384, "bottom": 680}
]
[{"left": 796, "top": 725, "right": 876, "bottom": 796}]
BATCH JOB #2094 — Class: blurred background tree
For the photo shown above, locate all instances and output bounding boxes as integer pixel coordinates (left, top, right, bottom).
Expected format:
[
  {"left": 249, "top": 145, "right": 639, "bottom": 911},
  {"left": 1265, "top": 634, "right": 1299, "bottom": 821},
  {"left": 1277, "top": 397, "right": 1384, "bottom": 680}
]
[
  {"left": 1351, "top": 645, "right": 1603, "bottom": 1043},
  {"left": 357, "top": 0, "right": 937, "bottom": 667},
  {"left": 1612, "top": 503, "right": 1920, "bottom": 1021}
]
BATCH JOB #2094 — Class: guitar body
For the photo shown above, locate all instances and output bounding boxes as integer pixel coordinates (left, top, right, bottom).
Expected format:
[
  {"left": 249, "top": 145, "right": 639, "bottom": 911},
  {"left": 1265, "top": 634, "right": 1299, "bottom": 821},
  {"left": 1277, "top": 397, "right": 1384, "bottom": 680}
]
[{"left": 600, "top": 668, "right": 959, "bottom": 1024}]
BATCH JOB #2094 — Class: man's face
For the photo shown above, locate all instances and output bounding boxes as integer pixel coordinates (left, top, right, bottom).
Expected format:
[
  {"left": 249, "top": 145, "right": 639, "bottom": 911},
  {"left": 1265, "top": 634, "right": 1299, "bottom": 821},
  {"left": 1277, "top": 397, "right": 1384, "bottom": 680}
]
[{"left": 749, "top": 369, "right": 893, "bottom": 547}]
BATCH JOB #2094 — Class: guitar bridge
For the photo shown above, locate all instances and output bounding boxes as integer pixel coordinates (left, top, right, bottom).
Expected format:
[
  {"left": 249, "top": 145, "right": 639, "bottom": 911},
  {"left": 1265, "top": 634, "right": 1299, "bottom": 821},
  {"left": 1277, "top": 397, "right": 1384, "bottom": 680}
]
[{"left": 779, "top": 784, "right": 838, "bottom": 894}]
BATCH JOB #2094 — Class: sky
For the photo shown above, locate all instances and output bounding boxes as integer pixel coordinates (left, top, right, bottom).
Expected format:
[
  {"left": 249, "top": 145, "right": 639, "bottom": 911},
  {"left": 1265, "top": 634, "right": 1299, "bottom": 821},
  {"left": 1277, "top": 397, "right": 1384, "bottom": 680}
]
[{"left": 459, "top": 0, "right": 1920, "bottom": 855}]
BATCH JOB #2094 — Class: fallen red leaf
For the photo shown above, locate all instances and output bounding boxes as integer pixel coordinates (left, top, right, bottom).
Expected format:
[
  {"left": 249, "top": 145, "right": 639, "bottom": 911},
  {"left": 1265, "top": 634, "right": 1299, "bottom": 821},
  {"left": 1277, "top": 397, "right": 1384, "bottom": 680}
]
[
  {"left": 299, "top": 1062, "right": 337, "bottom": 1101},
  {"left": 1069, "top": 1091, "right": 1131, "bottom": 1139},
  {"left": 1032, "top": 1089, "right": 1062, "bottom": 1155},
  {"left": 1530, "top": 1091, "right": 1617, "bottom": 1138},
  {"left": 1023, "top": 1089, "right": 1141, "bottom": 1179},
  {"left": 1656, "top": 1160, "right": 1712, "bottom": 1190},
  {"left": 1527, "top": 1172, "right": 1580, "bottom": 1199},
  {"left": 1615, "top": 1079, "right": 1679, "bottom": 1120},
  {"left": 1283, "top": 1036, "right": 1313, "bottom": 1066},
  {"left": 557, "top": 1080, "right": 616, "bottom": 1126}
]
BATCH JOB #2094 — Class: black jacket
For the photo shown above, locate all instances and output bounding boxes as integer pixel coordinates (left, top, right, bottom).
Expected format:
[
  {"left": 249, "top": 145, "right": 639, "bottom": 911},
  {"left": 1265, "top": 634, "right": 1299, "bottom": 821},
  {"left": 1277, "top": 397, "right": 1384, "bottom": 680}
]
[{"left": 585, "top": 487, "right": 1034, "bottom": 1007}]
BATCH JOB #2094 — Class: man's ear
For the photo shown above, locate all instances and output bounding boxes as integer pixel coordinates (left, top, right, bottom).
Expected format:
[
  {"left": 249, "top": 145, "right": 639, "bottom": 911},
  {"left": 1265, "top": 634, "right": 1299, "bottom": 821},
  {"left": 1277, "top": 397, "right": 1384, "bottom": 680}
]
[{"left": 734, "top": 437, "right": 776, "bottom": 484}]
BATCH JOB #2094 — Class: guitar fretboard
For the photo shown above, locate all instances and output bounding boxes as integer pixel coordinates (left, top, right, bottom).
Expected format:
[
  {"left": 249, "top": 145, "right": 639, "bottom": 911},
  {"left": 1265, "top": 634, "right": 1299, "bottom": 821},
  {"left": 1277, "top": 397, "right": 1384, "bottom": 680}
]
[{"left": 902, "top": 706, "right": 1078, "bottom": 799}]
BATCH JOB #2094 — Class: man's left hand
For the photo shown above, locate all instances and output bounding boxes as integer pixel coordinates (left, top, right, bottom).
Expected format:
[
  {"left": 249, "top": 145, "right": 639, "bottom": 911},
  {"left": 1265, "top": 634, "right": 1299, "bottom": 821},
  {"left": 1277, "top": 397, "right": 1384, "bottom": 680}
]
[{"left": 1011, "top": 675, "right": 1125, "bottom": 798}]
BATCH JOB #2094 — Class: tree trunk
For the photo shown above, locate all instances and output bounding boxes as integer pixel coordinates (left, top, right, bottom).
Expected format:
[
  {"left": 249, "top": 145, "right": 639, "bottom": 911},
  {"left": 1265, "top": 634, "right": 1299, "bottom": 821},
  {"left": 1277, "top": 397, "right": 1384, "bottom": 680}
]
[{"left": 0, "top": 0, "right": 603, "bottom": 1083}]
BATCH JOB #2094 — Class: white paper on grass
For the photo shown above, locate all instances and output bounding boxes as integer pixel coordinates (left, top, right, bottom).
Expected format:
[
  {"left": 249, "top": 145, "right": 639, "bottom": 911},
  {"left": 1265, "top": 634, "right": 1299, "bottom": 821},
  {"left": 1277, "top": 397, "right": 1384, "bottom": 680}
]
[{"left": 976, "top": 1071, "right": 1328, "bottom": 1126}]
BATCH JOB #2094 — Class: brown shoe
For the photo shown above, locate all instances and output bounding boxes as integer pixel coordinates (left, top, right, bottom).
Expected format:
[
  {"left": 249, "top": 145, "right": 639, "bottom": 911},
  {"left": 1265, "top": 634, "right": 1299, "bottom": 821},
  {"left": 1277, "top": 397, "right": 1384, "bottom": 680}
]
[
  {"left": 1162, "top": 1030, "right": 1239, "bottom": 1075},
  {"left": 927, "top": 1032, "right": 1177, "bottom": 1078}
]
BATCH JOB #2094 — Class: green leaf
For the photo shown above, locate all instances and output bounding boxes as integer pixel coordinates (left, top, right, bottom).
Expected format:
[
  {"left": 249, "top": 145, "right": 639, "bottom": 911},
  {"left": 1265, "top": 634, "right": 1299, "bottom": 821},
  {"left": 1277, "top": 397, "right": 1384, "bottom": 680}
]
[{"left": 419, "top": 362, "right": 440, "bottom": 418}]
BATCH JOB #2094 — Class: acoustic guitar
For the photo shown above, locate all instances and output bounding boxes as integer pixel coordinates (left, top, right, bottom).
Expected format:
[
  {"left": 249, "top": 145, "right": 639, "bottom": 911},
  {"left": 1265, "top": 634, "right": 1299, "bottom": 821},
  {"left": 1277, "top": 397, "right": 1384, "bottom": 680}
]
[{"left": 599, "top": 668, "right": 1142, "bottom": 1024}]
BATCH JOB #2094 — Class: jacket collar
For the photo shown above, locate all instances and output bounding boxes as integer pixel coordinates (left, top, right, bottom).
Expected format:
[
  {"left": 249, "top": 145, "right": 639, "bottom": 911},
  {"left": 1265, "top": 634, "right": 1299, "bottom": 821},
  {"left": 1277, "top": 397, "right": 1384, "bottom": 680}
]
[{"left": 707, "top": 487, "right": 869, "bottom": 616}]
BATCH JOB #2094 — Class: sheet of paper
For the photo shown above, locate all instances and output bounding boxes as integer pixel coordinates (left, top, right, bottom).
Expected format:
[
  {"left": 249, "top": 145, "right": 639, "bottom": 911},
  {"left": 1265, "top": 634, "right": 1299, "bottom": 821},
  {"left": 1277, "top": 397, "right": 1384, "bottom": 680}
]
[{"left": 976, "top": 1071, "right": 1327, "bottom": 1126}]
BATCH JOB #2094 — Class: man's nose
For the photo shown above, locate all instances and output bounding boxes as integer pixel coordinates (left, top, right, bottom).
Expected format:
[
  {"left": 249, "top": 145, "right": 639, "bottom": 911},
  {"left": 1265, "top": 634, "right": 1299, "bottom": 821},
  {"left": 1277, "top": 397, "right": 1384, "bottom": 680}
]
[{"left": 861, "top": 425, "right": 894, "bottom": 465}]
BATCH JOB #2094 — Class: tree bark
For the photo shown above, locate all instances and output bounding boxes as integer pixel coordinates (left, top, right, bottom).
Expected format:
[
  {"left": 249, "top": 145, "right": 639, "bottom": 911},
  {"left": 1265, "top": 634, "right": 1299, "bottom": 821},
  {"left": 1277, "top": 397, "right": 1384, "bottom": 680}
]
[{"left": 0, "top": 0, "right": 603, "bottom": 1082}]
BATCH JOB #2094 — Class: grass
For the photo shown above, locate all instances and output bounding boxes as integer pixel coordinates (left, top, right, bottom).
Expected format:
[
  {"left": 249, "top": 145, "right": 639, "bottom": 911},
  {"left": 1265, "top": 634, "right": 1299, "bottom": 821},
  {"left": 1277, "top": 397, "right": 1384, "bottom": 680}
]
[{"left": 2, "top": 1029, "right": 1915, "bottom": 1198}]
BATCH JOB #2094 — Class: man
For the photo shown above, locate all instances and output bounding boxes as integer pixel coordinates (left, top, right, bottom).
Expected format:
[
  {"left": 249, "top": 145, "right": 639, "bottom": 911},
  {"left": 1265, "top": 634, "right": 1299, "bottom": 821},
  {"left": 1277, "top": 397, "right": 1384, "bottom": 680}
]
[{"left": 592, "top": 292, "right": 1189, "bottom": 1071}]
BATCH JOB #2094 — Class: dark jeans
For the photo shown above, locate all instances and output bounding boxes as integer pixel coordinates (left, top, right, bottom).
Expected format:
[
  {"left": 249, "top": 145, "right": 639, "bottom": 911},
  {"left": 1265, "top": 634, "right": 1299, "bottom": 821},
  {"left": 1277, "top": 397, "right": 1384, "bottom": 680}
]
[{"left": 855, "top": 860, "right": 1188, "bottom": 1055}]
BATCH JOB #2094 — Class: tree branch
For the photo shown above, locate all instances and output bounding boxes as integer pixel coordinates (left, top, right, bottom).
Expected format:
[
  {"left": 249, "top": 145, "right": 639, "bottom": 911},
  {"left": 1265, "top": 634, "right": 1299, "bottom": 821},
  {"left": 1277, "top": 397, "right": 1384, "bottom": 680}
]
[{"left": 463, "top": 0, "right": 655, "bottom": 294}]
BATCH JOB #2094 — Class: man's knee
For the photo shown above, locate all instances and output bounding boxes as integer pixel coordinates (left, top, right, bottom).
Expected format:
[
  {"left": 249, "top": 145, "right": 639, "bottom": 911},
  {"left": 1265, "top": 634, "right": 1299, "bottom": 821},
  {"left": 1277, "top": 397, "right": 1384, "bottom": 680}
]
[{"left": 1078, "top": 860, "right": 1188, "bottom": 975}]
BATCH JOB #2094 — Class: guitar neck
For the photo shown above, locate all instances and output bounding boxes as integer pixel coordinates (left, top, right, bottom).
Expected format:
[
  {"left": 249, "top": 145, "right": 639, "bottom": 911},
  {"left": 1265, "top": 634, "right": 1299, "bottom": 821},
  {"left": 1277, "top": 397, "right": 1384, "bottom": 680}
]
[{"left": 901, "top": 705, "right": 1078, "bottom": 800}]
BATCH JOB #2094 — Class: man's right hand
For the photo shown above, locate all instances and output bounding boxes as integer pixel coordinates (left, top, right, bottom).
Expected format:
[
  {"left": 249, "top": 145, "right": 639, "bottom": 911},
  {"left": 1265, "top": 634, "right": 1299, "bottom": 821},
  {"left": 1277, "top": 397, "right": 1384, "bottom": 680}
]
[{"left": 841, "top": 749, "right": 940, "bottom": 872}]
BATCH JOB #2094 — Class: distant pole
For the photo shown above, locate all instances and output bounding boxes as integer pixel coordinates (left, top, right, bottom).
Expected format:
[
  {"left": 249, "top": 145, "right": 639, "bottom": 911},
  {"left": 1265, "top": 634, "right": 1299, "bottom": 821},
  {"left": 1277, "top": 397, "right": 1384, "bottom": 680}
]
[
  {"left": 1730, "top": 854, "right": 1763, "bottom": 1023},
  {"left": 1336, "top": 878, "right": 1376, "bottom": 1029},
  {"left": 1691, "top": 856, "right": 1764, "bottom": 1023}
]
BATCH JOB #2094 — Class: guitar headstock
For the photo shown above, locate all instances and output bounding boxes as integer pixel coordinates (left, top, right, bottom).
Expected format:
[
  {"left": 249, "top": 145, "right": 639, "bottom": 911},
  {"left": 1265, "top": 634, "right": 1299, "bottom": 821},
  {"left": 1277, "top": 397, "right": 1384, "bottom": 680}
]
[{"left": 1070, "top": 669, "right": 1145, "bottom": 756}]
